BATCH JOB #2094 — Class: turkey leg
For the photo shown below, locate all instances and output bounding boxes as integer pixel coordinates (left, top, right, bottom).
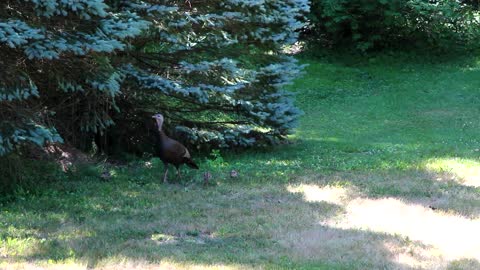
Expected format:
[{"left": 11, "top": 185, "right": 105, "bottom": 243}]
[{"left": 163, "top": 164, "right": 169, "bottom": 183}]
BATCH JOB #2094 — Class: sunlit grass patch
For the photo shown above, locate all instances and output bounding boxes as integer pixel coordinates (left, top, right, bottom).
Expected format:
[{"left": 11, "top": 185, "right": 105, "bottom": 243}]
[
  {"left": 0, "top": 260, "right": 248, "bottom": 270},
  {"left": 326, "top": 198, "right": 480, "bottom": 265},
  {"left": 287, "top": 184, "right": 351, "bottom": 205},
  {"left": 286, "top": 177, "right": 480, "bottom": 269},
  {"left": 1, "top": 237, "right": 39, "bottom": 257},
  {"left": 0, "top": 261, "right": 86, "bottom": 270},
  {"left": 424, "top": 157, "right": 480, "bottom": 187},
  {"left": 96, "top": 261, "right": 247, "bottom": 270}
]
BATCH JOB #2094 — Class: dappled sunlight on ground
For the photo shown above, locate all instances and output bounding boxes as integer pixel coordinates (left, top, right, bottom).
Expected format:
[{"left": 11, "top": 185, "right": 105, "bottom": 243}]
[
  {"left": 0, "top": 261, "right": 87, "bottom": 270},
  {"left": 287, "top": 184, "right": 350, "bottom": 205},
  {"left": 0, "top": 260, "right": 245, "bottom": 270},
  {"left": 95, "top": 260, "right": 246, "bottom": 270},
  {"left": 424, "top": 157, "right": 480, "bottom": 187},
  {"left": 329, "top": 198, "right": 480, "bottom": 261},
  {"left": 286, "top": 182, "right": 480, "bottom": 269}
]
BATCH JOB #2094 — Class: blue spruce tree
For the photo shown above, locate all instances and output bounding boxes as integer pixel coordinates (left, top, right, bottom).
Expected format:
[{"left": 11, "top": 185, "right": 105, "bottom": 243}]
[
  {"left": 0, "top": 0, "right": 149, "bottom": 155},
  {"left": 111, "top": 0, "right": 310, "bottom": 151},
  {"left": 0, "top": 0, "right": 309, "bottom": 156}
]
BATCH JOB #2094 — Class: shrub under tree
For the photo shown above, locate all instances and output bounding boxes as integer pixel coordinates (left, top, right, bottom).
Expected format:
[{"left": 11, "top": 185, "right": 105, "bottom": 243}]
[{"left": 307, "top": 0, "right": 480, "bottom": 51}]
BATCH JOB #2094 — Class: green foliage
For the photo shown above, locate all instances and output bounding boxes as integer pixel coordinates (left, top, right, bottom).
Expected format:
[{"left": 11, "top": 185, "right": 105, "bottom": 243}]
[
  {"left": 0, "top": 155, "right": 22, "bottom": 199},
  {"left": 111, "top": 0, "right": 309, "bottom": 152},
  {"left": 308, "top": 0, "right": 480, "bottom": 51},
  {"left": 0, "top": 154, "right": 65, "bottom": 202},
  {"left": 207, "top": 150, "right": 225, "bottom": 166},
  {"left": 308, "top": 0, "right": 404, "bottom": 50},
  {"left": 0, "top": 1, "right": 149, "bottom": 156},
  {"left": 204, "top": 149, "right": 228, "bottom": 174},
  {"left": 405, "top": 0, "right": 480, "bottom": 49},
  {"left": 0, "top": 0, "right": 309, "bottom": 161}
]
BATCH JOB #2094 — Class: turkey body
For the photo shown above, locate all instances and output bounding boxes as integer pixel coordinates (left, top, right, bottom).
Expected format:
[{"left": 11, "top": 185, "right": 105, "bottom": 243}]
[
  {"left": 155, "top": 130, "right": 199, "bottom": 170},
  {"left": 152, "top": 113, "right": 198, "bottom": 182}
]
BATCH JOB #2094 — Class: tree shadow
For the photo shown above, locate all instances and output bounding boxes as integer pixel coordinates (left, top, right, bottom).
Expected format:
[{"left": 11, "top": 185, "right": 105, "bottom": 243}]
[
  {"left": 216, "top": 135, "right": 480, "bottom": 218},
  {"left": 4, "top": 176, "right": 471, "bottom": 269},
  {"left": 298, "top": 48, "right": 480, "bottom": 71},
  {"left": 448, "top": 259, "right": 480, "bottom": 270},
  {"left": 296, "top": 169, "right": 480, "bottom": 218}
]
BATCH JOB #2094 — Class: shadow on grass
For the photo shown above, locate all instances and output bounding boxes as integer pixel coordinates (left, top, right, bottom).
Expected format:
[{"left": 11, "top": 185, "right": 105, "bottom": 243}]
[
  {"left": 217, "top": 139, "right": 480, "bottom": 219},
  {"left": 0, "top": 174, "right": 457, "bottom": 269},
  {"left": 298, "top": 47, "right": 480, "bottom": 70},
  {"left": 297, "top": 169, "right": 480, "bottom": 218}
]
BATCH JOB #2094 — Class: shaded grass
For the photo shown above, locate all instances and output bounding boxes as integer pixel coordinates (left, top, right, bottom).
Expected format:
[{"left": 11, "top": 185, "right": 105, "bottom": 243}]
[
  {"left": 2, "top": 52, "right": 480, "bottom": 269},
  {"left": 0, "top": 175, "right": 343, "bottom": 269},
  {"left": 222, "top": 52, "right": 480, "bottom": 178}
]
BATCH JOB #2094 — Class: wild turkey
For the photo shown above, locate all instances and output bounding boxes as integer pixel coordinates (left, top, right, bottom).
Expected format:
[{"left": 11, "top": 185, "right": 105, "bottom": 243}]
[{"left": 152, "top": 113, "right": 199, "bottom": 182}]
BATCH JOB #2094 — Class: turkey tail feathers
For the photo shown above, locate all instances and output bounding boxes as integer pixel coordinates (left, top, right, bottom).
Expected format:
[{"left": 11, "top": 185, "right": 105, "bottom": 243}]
[{"left": 185, "top": 158, "right": 199, "bottom": 169}]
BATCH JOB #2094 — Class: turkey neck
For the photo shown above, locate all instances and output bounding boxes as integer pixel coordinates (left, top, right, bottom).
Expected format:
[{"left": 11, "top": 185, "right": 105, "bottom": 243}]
[{"left": 155, "top": 118, "right": 168, "bottom": 139}]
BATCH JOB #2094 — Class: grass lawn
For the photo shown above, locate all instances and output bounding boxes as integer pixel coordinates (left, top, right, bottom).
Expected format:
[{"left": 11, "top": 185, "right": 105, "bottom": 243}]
[{"left": 1, "top": 52, "right": 480, "bottom": 269}]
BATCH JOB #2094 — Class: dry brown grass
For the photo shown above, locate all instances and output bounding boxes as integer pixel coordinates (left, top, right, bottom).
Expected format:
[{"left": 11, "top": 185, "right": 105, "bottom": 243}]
[
  {"left": 1, "top": 167, "right": 479, "bottom": 270},
  {"left": 0, "top": 261, "right": 249, "bottom": 270},
  {"left": 283, "top": 170, "right": 480, "bottom": 270}
]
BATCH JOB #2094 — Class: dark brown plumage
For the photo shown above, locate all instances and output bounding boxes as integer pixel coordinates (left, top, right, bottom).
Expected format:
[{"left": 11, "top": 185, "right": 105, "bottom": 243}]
[{"left": 152, "top": 113, "right": 199, "bottom": 183}]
